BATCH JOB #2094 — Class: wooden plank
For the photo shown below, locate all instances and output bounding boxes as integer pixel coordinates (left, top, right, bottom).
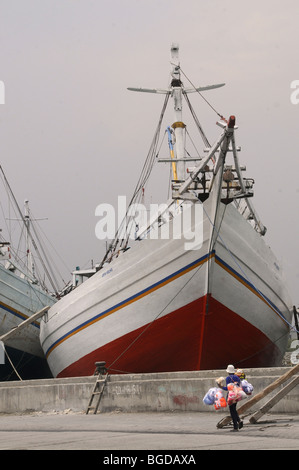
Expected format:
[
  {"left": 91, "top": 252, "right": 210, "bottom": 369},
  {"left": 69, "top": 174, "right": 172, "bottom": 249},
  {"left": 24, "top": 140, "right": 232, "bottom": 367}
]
[
  {"left": 249, "top": 375, "right": 299, "bottom": 424},
  {"left": 0, "top": 306, "right": 50, "bottom": 342}
]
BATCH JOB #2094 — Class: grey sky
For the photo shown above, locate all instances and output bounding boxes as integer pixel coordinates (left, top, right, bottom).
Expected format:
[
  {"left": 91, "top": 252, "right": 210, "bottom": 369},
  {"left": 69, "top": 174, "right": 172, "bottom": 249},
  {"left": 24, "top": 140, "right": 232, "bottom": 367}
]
[{"left": 0, "top": 0, "right": 298, "bottom": 306}]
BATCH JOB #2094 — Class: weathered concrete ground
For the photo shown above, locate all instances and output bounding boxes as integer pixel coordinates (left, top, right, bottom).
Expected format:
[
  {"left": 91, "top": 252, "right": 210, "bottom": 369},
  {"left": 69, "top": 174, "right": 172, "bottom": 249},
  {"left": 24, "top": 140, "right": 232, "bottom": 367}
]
[{"left": 0, "top": 410, "right": 298, "bottom": 450}]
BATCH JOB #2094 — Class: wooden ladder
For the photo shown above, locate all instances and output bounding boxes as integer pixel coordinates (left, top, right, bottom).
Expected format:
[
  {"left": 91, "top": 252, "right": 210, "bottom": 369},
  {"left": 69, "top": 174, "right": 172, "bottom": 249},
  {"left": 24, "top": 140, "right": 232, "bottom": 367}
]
[{"left": 86, "top": 361, "right": 109, "bottom": 415}]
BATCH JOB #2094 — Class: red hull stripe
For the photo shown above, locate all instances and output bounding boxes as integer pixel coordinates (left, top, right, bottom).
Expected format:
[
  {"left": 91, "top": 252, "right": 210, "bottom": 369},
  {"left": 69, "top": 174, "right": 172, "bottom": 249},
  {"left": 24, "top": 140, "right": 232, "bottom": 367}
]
[
  {"left": 46, "top": 251, "right": 287, "bottom": 360},
  {"left": 58, "top": 295, "right": 283, "bottom": 377}
]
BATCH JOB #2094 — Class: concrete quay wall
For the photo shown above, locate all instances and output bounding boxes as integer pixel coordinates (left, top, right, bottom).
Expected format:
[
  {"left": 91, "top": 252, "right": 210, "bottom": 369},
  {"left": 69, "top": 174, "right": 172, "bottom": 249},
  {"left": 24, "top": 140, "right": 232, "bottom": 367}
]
[{"left": 0, "top": 368, "right": 298, "bottom": 415}]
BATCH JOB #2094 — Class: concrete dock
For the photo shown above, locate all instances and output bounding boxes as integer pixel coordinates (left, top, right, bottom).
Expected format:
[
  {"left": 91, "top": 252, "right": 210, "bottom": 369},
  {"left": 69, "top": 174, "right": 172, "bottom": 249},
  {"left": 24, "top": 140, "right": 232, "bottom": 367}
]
[
  {"left": 0, "top": 367, "right": 297, "bottom": 450},
  {"left": 0, "top": 410, "right": 298, "bottom": 450},
  {"left": 0, "top": 367, "right": 297, "bottom": 414}
]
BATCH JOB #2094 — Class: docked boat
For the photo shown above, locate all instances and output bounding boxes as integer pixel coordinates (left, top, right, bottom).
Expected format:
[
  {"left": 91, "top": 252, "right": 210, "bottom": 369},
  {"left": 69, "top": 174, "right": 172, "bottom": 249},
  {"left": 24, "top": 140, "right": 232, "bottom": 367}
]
[
  {"left": 40, "top": 45, "right": 293, "bottom": 378},
  {"left": 0, "top": 166, "right": 69, "bottom": 378}
]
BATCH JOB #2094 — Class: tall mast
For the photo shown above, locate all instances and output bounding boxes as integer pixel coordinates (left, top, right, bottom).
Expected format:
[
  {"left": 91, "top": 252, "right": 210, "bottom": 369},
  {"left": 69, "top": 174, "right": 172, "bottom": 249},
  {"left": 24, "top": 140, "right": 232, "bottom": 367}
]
[
  {"left": 127, "top": 43, "right": 224, "bottom": 184},
  {"left": 170, "top": 43, "right": 186, "bottom": 181},
  {"left": 24, "top": 199, "right": 36, "bottom": 280}
]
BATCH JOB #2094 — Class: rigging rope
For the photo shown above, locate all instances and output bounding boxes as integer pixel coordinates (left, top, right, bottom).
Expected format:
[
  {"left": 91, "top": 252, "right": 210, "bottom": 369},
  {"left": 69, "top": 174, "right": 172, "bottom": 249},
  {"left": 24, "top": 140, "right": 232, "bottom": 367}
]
[
  {"left": 4, "top": 345, "right": 23, "bottom": 381},
  {"left": 179, "top": 66, "right": 226, "bottom": 121},
  {"left": 30, "top": 209, "right": 71, "bottom": 287},
  {"left": 100, "top": 93, "right": 170, "bottom": 265},
  {"left": 0, "top": 165, "right": 62, "bottom": 296},
  {"left": 183, "top": 91, "right": 211, "bottom": 148}
]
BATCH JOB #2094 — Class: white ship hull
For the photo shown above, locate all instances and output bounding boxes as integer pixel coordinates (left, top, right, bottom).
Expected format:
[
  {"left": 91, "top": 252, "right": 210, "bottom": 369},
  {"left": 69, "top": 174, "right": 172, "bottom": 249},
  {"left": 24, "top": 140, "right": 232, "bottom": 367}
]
[{"left": 40, "top": 198, "right": 292, "bottom": 377}]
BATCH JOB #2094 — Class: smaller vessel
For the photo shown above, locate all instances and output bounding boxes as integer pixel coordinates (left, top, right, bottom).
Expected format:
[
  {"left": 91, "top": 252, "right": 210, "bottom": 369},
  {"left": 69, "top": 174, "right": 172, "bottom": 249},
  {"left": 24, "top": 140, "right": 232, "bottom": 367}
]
[{"left": 0, "top": 165, "right": 69, "bottom": 379}]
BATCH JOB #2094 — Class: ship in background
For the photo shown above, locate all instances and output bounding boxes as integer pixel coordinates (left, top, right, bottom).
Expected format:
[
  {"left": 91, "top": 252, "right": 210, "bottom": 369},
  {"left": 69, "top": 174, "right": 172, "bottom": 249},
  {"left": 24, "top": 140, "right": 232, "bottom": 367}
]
[
  {"left": 0, "top": 166, "right": 70, "bottom": 379},
  {"left": 40, "top": 44, "right": 293, "bottom": 378}
]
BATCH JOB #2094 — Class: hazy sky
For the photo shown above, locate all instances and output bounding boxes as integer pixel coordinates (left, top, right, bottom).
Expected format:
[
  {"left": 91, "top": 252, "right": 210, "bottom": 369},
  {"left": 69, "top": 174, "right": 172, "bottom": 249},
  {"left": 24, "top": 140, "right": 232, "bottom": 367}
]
[{"left": 0, "top": 0, "right": 298, "bottom": 306}]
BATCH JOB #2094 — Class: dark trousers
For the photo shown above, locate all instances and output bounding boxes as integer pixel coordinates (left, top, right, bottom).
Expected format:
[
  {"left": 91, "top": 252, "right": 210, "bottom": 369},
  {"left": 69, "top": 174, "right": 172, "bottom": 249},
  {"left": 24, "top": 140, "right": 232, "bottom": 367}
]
[{"left": 229, "top": 403, "right": 240, "bottom": 429}]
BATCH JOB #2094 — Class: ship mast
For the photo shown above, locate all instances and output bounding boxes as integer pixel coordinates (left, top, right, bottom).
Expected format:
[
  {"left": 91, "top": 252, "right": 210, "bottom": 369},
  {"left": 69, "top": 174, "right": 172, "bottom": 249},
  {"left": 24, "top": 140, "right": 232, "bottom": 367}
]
[
  {"left": 102, "top": 45, "right": 267, "bottom": 267},
  {"left": 169, "top": 43, "right": 186, "bottom": 181},
  {"left": 24, "top": 199, "right": 36, "bottom": 280}
]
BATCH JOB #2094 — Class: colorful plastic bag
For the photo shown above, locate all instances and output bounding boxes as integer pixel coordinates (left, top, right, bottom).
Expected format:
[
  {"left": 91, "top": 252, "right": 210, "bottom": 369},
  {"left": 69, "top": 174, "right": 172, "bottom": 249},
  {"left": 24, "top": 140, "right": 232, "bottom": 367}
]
[
  {"left": 214, "top": 389, "right": 227, "bottom": 410},
  {"left": 214, "top": 397, "right": 227, "bottom": 410},
  {"left": 227, "top": 383, "right": 247, "bottom": 405},
  {"left": 203, "top": 387, "right": 221, "bottom": 406},
  {"left": 241, "top": 379, "right": 254, "bottom": 395}
]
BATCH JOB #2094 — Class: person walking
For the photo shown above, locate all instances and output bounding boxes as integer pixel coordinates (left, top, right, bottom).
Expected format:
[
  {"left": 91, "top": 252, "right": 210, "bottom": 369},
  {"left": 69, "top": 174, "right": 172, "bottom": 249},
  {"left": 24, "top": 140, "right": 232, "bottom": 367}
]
[{"left": 220, "top": 364, "right": 243, "bottom": 431}]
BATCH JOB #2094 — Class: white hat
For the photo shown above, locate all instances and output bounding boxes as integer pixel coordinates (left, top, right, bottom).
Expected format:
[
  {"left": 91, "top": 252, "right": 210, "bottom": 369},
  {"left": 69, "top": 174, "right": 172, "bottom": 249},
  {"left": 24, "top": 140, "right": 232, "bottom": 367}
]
[{"left": 226, "top": 364, "right": 235, "bottom": 374}]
